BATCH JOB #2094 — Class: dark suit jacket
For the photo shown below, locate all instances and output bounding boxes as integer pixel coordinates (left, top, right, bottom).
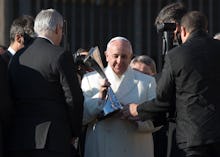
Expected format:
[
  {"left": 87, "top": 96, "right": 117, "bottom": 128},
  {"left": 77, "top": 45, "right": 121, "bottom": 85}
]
[
  {"left": 7, "top": 37, "right": 84, "bottom": 153},
  {"left": 0, "top": 56, "right": 13, "bottom": 156},
  {"left": 1, "top": 50, "right": 12, "bottom": 66},
  {"left": 137, "top": 30, "right": 220, "bottom": 149}
]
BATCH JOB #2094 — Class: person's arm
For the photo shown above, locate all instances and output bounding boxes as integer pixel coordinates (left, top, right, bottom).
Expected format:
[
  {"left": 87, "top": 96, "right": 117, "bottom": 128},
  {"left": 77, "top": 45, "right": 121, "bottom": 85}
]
[
  {"left": 128, "top": 55, "right": 175, "bottom": 121},
  {"left": 81, "top": 75, "right": 110, "bottom": 125},
  {"left": 58, "top": 50, "right": 84, "bottom": 137}
]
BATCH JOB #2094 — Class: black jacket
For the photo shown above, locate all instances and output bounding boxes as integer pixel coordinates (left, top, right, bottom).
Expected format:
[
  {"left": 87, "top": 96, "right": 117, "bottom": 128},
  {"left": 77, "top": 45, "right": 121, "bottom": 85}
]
[
  {"left": 1, "top": 50, "right": 12, "bottom": 66},
  {"left": 0, "top": 56, "right": 13, "bottom": 156},
  {"left": 138, "top": 30, "right": 220, "bottom": 149},
  {"left": 7, "top": 37, "right": 84, "bottom": 152}
]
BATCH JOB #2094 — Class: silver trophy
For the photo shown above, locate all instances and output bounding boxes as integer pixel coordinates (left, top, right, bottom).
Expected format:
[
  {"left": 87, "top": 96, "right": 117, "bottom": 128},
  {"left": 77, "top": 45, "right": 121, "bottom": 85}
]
[{"left": 83, "top": 46, "right": 123, "bottom": 118}]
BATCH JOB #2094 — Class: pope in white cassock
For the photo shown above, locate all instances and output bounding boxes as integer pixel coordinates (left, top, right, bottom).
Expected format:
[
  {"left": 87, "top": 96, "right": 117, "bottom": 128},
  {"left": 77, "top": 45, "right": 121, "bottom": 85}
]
[{"left": 81, "top": 36, "right": 157, "bottom": 157}]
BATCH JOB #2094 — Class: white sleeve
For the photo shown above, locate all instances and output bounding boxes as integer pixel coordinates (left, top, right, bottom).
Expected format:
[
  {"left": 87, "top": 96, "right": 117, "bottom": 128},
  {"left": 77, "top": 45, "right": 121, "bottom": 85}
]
[{"left": 81, "top": 75, "right": 104, "bottom": 125}]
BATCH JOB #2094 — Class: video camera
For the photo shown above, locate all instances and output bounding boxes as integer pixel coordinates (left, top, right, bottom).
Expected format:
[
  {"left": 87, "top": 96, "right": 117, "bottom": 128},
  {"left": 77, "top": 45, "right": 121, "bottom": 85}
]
[
  {"left": 157, "top": 23, "right": 176, "bottom": 33},
  {"left": 157, "top": 23, "right": 176, "bottom": 51},
  {"left": 157, "top": 23, "right": 176, "bottom": 72},
  {"left": 72, "top": 51, "right": 87, "bottom": 66}
]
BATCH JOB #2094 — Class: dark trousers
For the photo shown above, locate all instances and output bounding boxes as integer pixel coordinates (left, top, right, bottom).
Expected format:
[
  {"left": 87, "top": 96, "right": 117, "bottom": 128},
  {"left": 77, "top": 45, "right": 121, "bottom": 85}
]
[
  {"left": 77, "top": 125, "right": 87, "bottom": 157},
  {"left": 0, "top": 126, "right": 3, "bottom": 157},
  {"left": 183, "top": 142, "right": 220, "bottom": 157},
  {"left": 167, "top": 122, "right": 184, "bottom": 157},
  {"left": 153, "top": 125, "right": 167, "bottom": 157}
]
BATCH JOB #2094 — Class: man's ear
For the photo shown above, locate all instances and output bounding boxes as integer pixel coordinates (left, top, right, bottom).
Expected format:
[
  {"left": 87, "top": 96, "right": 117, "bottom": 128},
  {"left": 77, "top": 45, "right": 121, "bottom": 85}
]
[
  {"left": 15, "top": 34, "right": 24, "bottom": 45},
  {"left": 175, "top": 23, "right": 181, "bottom": 33},
  {"left": 181, "top": 26, "right": 187, "bottom": 37},
  {"left": 180, "top": 26, "right": 187, "bottom": 43},
  {"left": 55, "top": 25, "right": 59, "bottom": 34},
  {"left": 55, "top": 23, "right": 63, "bottom": 34}
]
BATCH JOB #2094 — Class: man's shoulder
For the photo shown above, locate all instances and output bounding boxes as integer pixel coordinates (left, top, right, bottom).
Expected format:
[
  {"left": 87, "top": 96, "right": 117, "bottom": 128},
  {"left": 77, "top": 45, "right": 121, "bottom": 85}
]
[
  {"left": 166, "top": 43, "right": 188, "bottom": 61},
  {"left": 34, "top": 37, "right": 64, "bottom": 52},
  {"left": 0, "top": 55, "right": 7, "bottom": 69},
  {"left": 31, "top": 38, "right": 65, "bottom": 57},
  {"left": 1, "top": 50, "right": 11, "bottom": 57},
  {"left": 1, "top": 50, "right": 11, "bottom": 65}
]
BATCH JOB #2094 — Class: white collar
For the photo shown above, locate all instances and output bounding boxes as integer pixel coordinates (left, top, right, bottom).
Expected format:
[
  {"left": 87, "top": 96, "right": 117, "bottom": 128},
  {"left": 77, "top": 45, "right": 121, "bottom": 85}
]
[
  {"left": 7, "top": 47, "right": 16, "bottom": 55},
  {"left": 105, "top": 65, "right": 137, "bottom": 101},
  {"left": 105, "top": 65, "right": 132, "bottom": 92}
]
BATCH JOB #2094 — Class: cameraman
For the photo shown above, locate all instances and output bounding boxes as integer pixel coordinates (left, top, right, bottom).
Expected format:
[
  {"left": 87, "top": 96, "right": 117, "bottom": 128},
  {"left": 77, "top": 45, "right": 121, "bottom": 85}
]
[
  {"left": 152, "top": 2, "right": 187, "bottom": 157},
  {"left": 155, "top": 2, "right": 187, "bottom": 48},
  {"left": 126, "top": 10, "right": 220, "bottom": 157}
]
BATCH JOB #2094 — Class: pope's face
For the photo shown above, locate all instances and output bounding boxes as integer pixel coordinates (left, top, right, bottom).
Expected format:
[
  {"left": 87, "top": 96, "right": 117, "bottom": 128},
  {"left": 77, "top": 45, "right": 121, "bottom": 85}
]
[{"left": 105, "top": 40, "right": 132, "bottom": 77}]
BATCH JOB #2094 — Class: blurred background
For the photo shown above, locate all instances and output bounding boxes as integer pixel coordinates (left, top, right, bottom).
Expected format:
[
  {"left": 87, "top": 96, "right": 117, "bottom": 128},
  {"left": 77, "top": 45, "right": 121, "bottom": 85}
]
[{"left": 0, "top": 0, "right": 219, "bottom": 68}]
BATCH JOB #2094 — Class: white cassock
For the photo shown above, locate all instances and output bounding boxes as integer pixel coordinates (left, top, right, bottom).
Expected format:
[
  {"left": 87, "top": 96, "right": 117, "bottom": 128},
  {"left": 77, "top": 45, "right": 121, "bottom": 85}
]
[{"left": 81, "top": 65, "right": 157, "bottom": 157}]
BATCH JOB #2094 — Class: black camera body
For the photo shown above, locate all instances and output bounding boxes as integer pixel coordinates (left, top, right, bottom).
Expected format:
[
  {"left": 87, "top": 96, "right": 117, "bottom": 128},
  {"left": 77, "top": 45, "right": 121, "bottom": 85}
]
[
  {"left": 72, "top": 52, "right": 86, "bottom": 66},
  {"left": 157, "top": 23, "right": 176, "bottom": 52},
  {"left": 157, "top": 23, "right": 176, "bottom": 33},
  {"left": 157, "top": 23, "right": 176, "bottom": 72}
]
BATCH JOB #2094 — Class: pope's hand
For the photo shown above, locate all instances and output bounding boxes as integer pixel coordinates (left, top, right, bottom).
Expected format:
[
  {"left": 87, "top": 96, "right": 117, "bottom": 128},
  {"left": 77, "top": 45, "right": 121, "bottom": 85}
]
[{"left": 98, "top": 78, "right": 111, "bottom": 100}]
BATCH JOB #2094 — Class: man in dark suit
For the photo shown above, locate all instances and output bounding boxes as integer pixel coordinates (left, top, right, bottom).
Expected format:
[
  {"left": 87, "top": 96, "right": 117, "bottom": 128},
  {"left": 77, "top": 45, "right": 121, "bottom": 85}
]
[
  {"left": 126, "top": 11, "right": 220, "bottom": 157},
  {"left": 0, "top": 56, "right": 13, "bottom": 157},
  {"left": 6, "top": 9, "right": 84, "bottom": 157},
  {"left": 0, "top": 14, "right": 35, "bottom": 157},
  {"left": 1, "top": 15, "right": 35, "bottom": 65}
]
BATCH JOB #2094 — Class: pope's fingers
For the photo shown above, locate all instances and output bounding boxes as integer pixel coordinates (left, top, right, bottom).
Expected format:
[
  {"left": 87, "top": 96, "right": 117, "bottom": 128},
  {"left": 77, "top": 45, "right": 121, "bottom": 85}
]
[
  {"left": 100, "top": 78, "right": 111, "bottom": 87},
  {"left": 99, "top": 86, "right": 108, "bottom": 99}
]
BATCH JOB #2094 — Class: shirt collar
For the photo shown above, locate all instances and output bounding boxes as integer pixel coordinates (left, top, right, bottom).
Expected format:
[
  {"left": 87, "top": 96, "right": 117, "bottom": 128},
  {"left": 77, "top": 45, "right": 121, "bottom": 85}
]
[{"left": 7, "top": 47, "right": 16, "bottom": 56}]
